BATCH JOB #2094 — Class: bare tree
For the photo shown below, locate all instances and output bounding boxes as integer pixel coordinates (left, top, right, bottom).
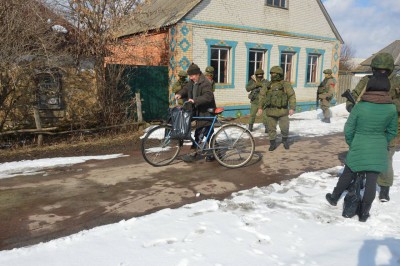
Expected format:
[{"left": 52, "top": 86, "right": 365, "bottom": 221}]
[
  {"left": 340, "top": 43, "right": 357, "bottom": 72},
  {"left": 0, "top": 0, "right": 71, "bottom": 131}
]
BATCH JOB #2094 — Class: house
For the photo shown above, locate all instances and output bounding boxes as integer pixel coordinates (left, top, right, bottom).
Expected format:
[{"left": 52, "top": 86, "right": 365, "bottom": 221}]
[
  {"left": 111, "top": 0, "right": 343, "bottom": 118},
  {"left": 353, "top": 40, "right": 400, "bottom": 77}
]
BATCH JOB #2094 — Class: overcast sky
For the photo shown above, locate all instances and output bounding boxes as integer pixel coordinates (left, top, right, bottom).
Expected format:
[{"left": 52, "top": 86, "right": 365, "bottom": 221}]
[{"left": 322, "top": 0, "right": 400, "bottom": 59}]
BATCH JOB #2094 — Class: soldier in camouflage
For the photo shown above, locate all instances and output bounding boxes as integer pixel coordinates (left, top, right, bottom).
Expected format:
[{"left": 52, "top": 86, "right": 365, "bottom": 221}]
[
  {"left": 317, "top": 69, "right": 336, "bottom": 123},
  {"left": 257, "top": 66, "right": 296, "bottom": 151},
  {"left": 246, "top": 68, "right": 268, "bottom": 132},
  {"left": 346, "top": 52, "right": 398, "bottom": 202},
  {"left": 204, "top": 66, "right": 216, "bottom": 92},
  {"left": 171, "top": 70, "right": 188, "bottom": 105}
]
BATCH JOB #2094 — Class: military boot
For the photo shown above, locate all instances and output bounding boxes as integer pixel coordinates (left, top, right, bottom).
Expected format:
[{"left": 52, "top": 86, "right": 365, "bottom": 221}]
[
  {"left": 248, "top": 124, "right": 253, "bottom": 132},
  {"left": 358, "top": 202, "right": 372, "bottom": 222},
  {"left": 282, "top": 137, "right": 289, "bottom": 150},
  {"left": 379, "top": 186, "right": 390, "bottom": 202},
  {"left": 325, "top": 192, "right": 340, "bottom": 206},
  {"left": 268, "top": 140, "right": 277, "bottom": 151}
]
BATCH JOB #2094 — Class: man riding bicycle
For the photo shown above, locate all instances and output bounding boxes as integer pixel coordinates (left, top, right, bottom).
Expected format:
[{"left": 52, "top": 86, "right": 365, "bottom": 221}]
[{"left": 174, "top": 63, "right": 216, "bottom": 162}]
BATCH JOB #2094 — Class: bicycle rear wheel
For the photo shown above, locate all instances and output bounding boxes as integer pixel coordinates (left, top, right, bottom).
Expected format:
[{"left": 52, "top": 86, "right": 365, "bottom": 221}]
[
  {"left": 211, "top": 124, "right": 255, "bottom": 168},
  {"left": 141, "top": 125, "right": 181, "bottom": 166}
]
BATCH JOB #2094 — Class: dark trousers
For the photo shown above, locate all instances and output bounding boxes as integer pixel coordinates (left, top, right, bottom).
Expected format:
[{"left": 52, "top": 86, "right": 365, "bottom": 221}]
[
  {"left": 193, "top": 125, "right": 214, "bottom": 148},
  {"left": 333, "top": 165, "right": 378, "bottom": 205}
]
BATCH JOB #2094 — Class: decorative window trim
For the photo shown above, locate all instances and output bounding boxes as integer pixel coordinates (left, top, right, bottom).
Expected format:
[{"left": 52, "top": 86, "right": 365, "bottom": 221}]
[
  {"left": 278, "top": 45, "right": 300, "bottom": 88},
  {"left": 205, "top": 39, "right": 237, "bottom": 89},
  {"left": 304, "top": 48, "right": 325, "bottom": 88},
  {"left": 245, "top": 42, "right": 273, "bottom": 83}
]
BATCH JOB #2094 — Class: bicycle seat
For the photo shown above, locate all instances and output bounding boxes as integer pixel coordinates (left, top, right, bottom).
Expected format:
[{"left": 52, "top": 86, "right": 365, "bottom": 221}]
[{"left": 207, "top": 107, "right": 224, "bottom": 115}]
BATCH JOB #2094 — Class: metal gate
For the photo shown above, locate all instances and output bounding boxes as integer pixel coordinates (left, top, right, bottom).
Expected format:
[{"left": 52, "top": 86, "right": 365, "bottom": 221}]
[{"left": 110, "top": 65, "right": 169, "bottom": 121}]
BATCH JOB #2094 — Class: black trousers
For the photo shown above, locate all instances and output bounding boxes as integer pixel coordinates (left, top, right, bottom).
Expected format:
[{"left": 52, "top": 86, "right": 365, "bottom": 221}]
[
  {"left": 333, "top": 165, "right": 378, "bottom": 205},
  {"left": 193, "top": 125, "right": 214, "bottom": 147}
]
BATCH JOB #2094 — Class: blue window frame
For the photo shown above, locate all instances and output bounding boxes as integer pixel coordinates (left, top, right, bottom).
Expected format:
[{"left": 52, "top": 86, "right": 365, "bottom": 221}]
[
  {"left": 245, "top": 43, "right": 272, "bottom": 82},
  {"left": 278, "top": 45, "right": 300, "bottom": 88},
  {"left": 205, "top": 39, "right": 237, "bottom": 89},
  {"left": 304, "top": 48, "right": 325, "bottom": 87}
]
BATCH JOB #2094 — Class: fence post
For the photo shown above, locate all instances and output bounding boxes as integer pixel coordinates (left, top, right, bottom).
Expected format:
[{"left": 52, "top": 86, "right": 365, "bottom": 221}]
[
  {"left": 33, "top": 108, "right": 43, "bottom": 146},
  {"left": 136, "top": 92, "right": 143, "bottom": 122}
]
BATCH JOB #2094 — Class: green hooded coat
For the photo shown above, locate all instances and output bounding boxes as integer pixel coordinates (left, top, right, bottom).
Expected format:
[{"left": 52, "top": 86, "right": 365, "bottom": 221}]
[{"left": 345, "top": 101, "right": 397, "bottom": 173}]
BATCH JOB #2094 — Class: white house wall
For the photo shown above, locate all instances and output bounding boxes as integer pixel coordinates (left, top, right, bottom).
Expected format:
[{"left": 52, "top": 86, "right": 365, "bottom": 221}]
[{"left": 173, "top": 0, "right": 341, "bottom": 110}]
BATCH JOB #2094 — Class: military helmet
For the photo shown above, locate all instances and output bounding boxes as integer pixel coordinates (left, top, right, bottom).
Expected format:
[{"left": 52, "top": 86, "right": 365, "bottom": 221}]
[
  {"left": 371, "top": 53, "right": 394, "bottom": 73},
  {"left": 270, "top": 66, "right": 283, "bottom": 75},
  {"left": 205, "top": 66, "right": 214, "bottom": 75},
  {"left": 323, "top": 69, "right": 333, "bottom": 74},
  {"left": 255, "top": 68, "right": 264, "bottom": 75},
  {"left": 178, "top": 70, "right": 187, "bottom": 77}
]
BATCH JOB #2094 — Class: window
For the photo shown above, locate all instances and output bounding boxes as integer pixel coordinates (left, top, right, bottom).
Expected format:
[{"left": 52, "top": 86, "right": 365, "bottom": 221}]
[
  {"left": 211, "top": 46, "right": 230, "bottom": 84},
  {"left": 280, "top": 52, "right": 294, "bottom": 82},
  {"left": 247, "top": 49, "right": 265, "bottom": 81},
  {"left": 36, "top": 72, "right": 62, "bottom": 109},
  {"left": 266, "top": 0, "right": 287, "bottom": 8},
  {"left": 306, "top": 54, "right": 320, "bottom": 83}
]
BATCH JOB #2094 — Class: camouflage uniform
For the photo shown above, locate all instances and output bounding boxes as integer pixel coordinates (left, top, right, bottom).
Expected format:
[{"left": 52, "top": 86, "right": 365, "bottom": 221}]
[
  {"left": 346, "top": 53, "right": 398, "bottom": 201},
  {"left": 171, "top": 70, "right": 188, "bottom": 105},
  {"left": 246, "top": 68, "right": 268, "bottom": 132},
  {"left": 317, "top": 69, "right": 336, "bottom": 123},
  {"left": 259, "top": 66, "right": 296, "bottom": 151},
  {"left": 204, "top": 66, "right": 216, "bottom": 92}
]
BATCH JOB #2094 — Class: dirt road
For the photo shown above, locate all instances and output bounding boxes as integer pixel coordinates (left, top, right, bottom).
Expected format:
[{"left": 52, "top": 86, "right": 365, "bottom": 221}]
[{"left": 0, "top": 133, "right": 348, "bottom": 250}]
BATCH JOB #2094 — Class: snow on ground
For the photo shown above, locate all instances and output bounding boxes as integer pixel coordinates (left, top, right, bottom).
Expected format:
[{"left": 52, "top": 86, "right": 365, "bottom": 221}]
[{"left": 1, "top": 104, "right": 399, "bottom": 266}]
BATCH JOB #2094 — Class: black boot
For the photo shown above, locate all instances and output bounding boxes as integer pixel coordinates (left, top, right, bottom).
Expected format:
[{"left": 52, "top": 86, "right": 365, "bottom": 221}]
[
  {"left": 322, "top": 118, "right": 331, "bottom": 123},
  {"left": 379, "top": 186, "right": 390, "bottom": 202},
  {"left": 282, "top": 137, "right": 289, "bottom": 150},
  {"left": 248, "top": 124, "right": 253, "bottom": 132},
  {"left": 268, "top": 140, "right": 277, "bottom": 151},
  {"left": 325, "top": 192, "right": 340, "bottom": 206},
  {"left": 358, "top": 203, "right": 372, "bottom": 222}
]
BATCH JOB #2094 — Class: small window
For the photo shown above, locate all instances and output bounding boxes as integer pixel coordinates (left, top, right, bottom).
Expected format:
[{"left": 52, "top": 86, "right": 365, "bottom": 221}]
[
  {"left": 280, "top": 52, "right": 295, "bottom": 82},
  {"left": 211, "top": 46, "right": 230, "bottom": 84},
  {"left": 248, "top": 49, "right": 265, "bottom": 81},
  {"left": 36, "top": 72, "right": 62, "bottom": 109},
  {"left": 266, "top": 0, "right": 287, "bottom": 8},
  {"left": 306, "top": 54, "right": 320, "bottom": 83}
]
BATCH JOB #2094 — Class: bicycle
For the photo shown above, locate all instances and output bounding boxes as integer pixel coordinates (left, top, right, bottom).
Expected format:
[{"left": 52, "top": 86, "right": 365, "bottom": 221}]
[{"left": 141, "top": 103, "right": 255, "bottom": 168}]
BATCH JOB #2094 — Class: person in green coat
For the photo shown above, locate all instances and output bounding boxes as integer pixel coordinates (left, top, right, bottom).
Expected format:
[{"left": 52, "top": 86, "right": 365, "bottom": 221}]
[
  {"left": 345, "top": 53, "right": 399, "bottom": 202},
  {"left": 204, "top": 66, "right": 216, "bottom": 92},
  {"left": 326, "top": 64, "right": 398, "bottom": 222},
  {"left": 257, "top": 66, "right": 296, "bottom": 151}
]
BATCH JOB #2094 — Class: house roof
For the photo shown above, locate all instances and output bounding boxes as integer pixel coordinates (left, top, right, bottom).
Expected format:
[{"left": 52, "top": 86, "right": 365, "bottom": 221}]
[
  {"left": 116, "top": 0, "right": 343, "bottom": 43},
  {"left": 353, "top": 40, "right": 400, "bottom": 73},
  {"left": 115, "top": 0, "right": 202, "bottom": 38}
]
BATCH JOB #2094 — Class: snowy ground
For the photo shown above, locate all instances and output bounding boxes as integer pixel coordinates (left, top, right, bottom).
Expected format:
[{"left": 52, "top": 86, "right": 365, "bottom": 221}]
[{"left": 1, "top": 104, "right": 399, "bottom": 266}]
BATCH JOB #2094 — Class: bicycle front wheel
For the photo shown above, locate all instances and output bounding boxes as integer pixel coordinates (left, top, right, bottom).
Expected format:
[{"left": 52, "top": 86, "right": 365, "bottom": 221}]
[
  {"left": 141, "top": 125, "right": 181, "bottom": 166},
  {"left": 211, "top": 124, "right": 255, "bottom": 168}
]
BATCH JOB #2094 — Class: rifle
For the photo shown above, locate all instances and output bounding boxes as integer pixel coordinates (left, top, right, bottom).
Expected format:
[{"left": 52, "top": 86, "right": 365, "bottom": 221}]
[
  {"left": 341, "top": 89, "right": 356, "bottom": 105},
  {"left": 316, "top": 88, "right": 320, "bottom": 109}
]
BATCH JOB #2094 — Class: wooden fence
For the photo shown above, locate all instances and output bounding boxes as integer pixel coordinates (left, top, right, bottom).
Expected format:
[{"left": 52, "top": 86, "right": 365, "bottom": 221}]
[{"left": 336, "top": 73, "right": 363, "bottom": 104}]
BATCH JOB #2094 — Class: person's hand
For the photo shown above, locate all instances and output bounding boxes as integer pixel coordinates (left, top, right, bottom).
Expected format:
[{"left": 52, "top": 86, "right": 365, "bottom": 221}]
[
  {"left": 175, "top": 94, "right": 181, "bottom": 100},
  {"left": 251, "top": 75, "right": 256, "bottom": 81},
  {"left": 256, "top": 108, "right": 263, "bottom": 116},
  {"left": 188, "top": 99, "right": 194, "bottom": 103},
  {"left": 289, "top": 109, "right": 295, "bottom": 116}
]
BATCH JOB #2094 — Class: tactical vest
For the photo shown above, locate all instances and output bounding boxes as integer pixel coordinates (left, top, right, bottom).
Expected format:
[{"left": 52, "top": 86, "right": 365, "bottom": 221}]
[{"left": 264, "top": 81, "right": 288, "bottom": 108}]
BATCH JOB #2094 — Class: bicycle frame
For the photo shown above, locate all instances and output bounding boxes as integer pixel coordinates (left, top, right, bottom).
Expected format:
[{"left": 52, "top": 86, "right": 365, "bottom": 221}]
[{"left": 190, "top": 115, "right": 221, "bottom": 152}]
